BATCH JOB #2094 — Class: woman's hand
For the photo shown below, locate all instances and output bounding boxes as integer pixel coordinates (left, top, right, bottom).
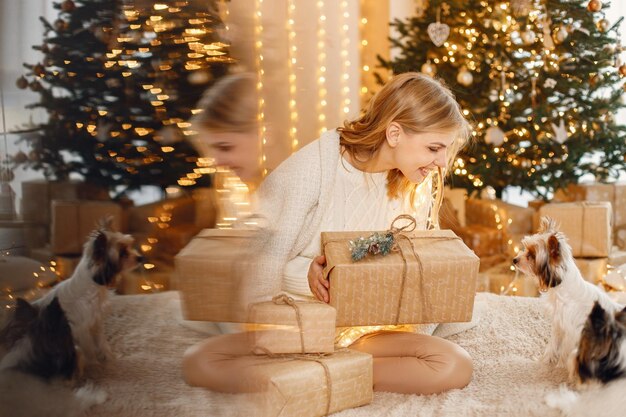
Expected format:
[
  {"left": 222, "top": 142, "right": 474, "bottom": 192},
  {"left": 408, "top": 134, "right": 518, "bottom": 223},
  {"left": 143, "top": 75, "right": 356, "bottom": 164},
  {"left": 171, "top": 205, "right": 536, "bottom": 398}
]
[{"left": 308, "top": 255, "right": 329, "bottom": 303}]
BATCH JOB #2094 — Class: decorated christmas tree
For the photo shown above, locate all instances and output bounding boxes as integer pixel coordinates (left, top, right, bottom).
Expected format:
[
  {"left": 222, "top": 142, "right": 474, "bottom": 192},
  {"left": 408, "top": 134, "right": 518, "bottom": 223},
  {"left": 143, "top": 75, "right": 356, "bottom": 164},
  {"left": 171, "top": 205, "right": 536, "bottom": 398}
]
[
  {"left": 380, "top": 0, "right": 626, "bottom": 198},
  {"left": 14, "top": 0, "right": 233, "bottom": 195}
]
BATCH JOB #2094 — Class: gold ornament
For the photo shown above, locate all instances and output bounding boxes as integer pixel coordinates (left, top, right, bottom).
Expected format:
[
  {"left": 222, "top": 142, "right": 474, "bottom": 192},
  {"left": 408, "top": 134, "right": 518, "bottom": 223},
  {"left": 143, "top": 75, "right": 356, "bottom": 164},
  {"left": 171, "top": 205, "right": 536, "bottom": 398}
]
[
  {"left": 16, "top": 76, "right": 28, "bottom": 89},
  {"left": 421, "top": 61, "right": 436, "bottom": 77},
  {"left": 521, "top": 29, "right": 536, "bottom": 45},
  {"left": 619, "top": 65, "right": 626, "bottom": 77},
  {"left": 587, "top": 0, "right": 602, "bottom": 12},
  {"left": 456, "top": 67, "right": 473, "bottom": 87},
  {"left": 54, "top": 19, "right": 68, "bottom": 32},
  {"left": 12, "top": 151, "right": 28, "bottom": 164},
  {"left": 511, "top": 0, "right": 532, "bottom": 17},
  {"left": 596, "top": 19, "right": 610, "bottom": 32},
  {"left": 554, "top": 26, "right": 569, "bottom": 44},
  {"left": 61, "top": 0, "right": 75, "bottom": 12}
]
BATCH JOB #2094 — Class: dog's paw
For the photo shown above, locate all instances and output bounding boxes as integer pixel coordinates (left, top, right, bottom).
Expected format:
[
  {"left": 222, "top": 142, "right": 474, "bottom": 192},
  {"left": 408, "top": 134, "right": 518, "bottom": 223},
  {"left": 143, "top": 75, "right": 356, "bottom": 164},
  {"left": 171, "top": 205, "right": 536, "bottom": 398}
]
[
  {"left": 545, "top": 385, "right": 577, "bottom": 413},
  {"left": 74, "top": 384, "right": 107, "bottom": 408}
]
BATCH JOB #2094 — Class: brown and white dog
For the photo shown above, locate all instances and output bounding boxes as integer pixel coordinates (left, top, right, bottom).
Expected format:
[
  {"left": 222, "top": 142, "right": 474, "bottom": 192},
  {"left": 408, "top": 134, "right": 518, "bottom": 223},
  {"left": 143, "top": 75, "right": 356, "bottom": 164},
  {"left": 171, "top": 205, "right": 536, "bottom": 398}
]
[{"left": 513, "top": 217, "right": 623, "bottom": 377}]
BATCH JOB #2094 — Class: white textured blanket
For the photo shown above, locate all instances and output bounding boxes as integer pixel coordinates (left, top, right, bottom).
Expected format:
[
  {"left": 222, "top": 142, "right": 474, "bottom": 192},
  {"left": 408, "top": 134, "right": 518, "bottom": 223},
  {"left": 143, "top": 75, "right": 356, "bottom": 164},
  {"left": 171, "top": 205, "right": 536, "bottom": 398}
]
[{"left": 87, "top": 291, "right": 566, "bottom": 417}]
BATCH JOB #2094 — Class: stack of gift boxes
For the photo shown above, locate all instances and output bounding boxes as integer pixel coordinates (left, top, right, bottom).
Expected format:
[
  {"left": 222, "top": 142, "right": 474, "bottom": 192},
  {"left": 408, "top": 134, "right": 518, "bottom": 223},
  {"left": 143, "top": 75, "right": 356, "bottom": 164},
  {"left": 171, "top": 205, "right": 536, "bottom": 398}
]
[
  {"left": 21, "top": 179, "right": 217, "bottom": 294},
  {"left": 176, "top": 219, "right": 480, "bottom": 416},
  {"left": 440, "top": 183, "right": 626, "bottom": 297}
]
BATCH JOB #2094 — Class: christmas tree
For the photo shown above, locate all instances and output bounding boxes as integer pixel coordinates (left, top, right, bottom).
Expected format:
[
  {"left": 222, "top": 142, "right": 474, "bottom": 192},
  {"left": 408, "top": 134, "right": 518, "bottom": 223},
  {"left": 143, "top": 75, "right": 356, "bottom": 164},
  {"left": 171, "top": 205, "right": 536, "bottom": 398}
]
[
  {"left": 14, "top": 0, "right": 233, "bottom": 195},
  {"left": 379, "top": 0, "right": 626, "bottom": 198}
]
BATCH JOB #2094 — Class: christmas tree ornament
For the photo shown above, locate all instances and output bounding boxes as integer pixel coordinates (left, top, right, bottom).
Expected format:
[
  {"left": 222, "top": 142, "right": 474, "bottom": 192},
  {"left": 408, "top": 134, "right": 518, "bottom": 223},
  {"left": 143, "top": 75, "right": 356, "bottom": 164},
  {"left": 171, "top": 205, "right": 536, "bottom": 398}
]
[
  {"left": 12, "top": 151, "right": 28, "bottom": 164},
  {"left": 61, "top": 0, "right": 75, "bottom": 12},
  {"left": 188, "top": 71, "right": 211, "bottom": 85},
  {"left": 485, "top": 126, "right": 505, "bottom": 146},
  {"left": 587, "top": 0, "right": 602, "bottom": 12},
  {"left": 16, "top": 76, "right": 28, "bottom": 89},
  {"left": 441, "top": 2, "right": 451, "bottom": 16},
  {"left": 488, "top": 89, "right": 499, "bottom": 102},
  {"left": 596, "top": 19, "right": 610, "bottom": 33},
  {"left": 421, "top": 60, "right": 436, "bottom": 77},
  {"left": 511, "top": 0, "right": 532, "bottom": 17},
  {"left": 480, "top": 186, "right": 497, "bottom": 200},
  {"left": 540, "top": 15, "right": 555, "bottom": 50},
  {"left": 554, "top": 26, "right": 569, "bottom": 44},
  {"left": 619, "top": 65, "right": 626, "bottom": 77},
  {"left": 28, "top": 151, "right": 40, "bottom": 162},
  {"left": 29, "top": 81, "right": 42, "bottom": 92},
  {"left": 456, "top": 67, "right": 473, "bottom": 86},
  {"left": 33, "top": 64, "right": 45, "bottom": 76},
  {"left": 521, "top": 28, "right": 536, "bottom": 45},
  {"left": 54, "top": 19, "right": 68, "bottom": 32},
  {"left": 427, "top": 9, "right": 450, "bottom": 47},
  {"left": 550, "top": 119, "right": 569, "bottom": 144}
]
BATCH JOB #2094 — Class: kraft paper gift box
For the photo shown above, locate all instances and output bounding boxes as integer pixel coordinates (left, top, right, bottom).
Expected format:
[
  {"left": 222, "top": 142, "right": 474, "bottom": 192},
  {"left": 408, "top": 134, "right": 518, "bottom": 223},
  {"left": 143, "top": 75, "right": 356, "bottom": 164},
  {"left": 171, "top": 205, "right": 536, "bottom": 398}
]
[
  {"left": 247, "top": 295, "right": 336, "bottom": 354},
  {"left": 555, "top": 183, "right": 626, "bottom": 233},
  {"left": 539, "top": 202, "right": 612, "bottom": 258},
  {"left": 574, "top": 258, "right": 609, "bottom": 284},
  {"left": 443, "top": 187, "right": 468, "bottom": 227},
  {"left": 245, "top": 349, "right": 373, "bottom": 417},
  {"left": 322, "top": 229, "right": 479, "bottom": 327},
  {"left": 176, "top": 228, "right": 262, "bottom": 322},
  {"left": 192, "top": 187, "right": 218, "bottom": 229},
  {"left": 480, "top": 262, "right": 538, "bottom": 297},
  {"left": 127, "top": 196, "right": 196, "bottom": 234},
  {"left": 155, "top": 223, "right": 202, "bottom": 256},
  {"left": 466, "top": 198, "right": 534, "bottom": 235},
  {"left": 456, "top": 225, "right": 504, "bottom": 257},
  {"left": 50, "top": 200, "right": 124, "bottom": 255},
  {"left": 20, "top": 180, "right": 108, "bottom": 226}
]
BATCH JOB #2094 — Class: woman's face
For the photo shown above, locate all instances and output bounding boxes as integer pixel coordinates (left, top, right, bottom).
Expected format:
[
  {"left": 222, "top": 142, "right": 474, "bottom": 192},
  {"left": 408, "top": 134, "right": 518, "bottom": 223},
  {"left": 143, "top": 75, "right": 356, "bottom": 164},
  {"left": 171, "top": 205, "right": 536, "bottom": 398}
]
[
  {"left": 389, "top": 123, "right": 455, "bottom": 184},
  {"left": 198, "top": 130, "right": 262, "bottom": 184}
]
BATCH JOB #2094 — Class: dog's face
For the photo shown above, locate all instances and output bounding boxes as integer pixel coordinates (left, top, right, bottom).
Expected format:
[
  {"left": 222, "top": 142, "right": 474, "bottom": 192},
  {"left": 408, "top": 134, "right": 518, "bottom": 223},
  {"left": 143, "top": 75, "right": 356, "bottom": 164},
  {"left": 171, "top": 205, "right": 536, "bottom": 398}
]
[
  {"left": 513, "top": 217, "right": 569, "bottom": 291},
  {"left": 87, "top": 221, "right": 142, "bottom": 286},
  {"left": 575, "top": 301, "right": 626, "bottom": 384}
]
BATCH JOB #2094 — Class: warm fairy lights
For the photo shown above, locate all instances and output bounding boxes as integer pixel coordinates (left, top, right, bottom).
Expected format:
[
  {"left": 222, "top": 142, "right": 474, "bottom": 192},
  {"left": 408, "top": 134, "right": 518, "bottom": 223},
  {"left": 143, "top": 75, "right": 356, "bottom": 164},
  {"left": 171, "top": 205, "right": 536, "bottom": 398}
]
[
  {"left": 286, "top": 0, "right": 299, "bottom": 152},
  {"left": 254, "top": 0, "right": 268, "bottom": 176},
  {"left": 316, "top": 0, "right": 328, "bottom": 135},
  {"left": 358, "top": 1, "right": 369, "bottom": 101},
  {"left": 339, "top": 0, "right": 352, "bottom": 117}
]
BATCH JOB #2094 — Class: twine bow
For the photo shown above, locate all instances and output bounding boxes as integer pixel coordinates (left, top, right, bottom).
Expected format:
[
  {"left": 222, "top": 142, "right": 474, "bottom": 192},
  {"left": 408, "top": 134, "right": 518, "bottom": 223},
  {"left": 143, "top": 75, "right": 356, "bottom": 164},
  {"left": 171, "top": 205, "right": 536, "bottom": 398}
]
[{"left": 271, "top": 294, "right": 306, "bottom": 354}]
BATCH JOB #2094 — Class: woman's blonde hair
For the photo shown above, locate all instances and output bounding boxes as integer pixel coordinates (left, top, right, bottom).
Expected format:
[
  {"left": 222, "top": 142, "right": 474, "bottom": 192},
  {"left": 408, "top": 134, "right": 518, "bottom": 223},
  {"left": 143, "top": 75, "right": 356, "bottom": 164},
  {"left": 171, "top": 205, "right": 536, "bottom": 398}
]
[
  {"left": 193, "top": 72, "right": 258, "bottom": 133},
  {"left": 338, "top": 72, "right": 471, "bottom": 206}
]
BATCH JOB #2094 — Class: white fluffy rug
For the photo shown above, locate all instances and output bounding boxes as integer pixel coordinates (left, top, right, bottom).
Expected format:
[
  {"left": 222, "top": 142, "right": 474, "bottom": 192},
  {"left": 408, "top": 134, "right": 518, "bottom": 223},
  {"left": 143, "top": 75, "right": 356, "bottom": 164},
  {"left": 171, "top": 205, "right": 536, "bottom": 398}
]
[{"left": 85, "top": 291, "right": 567, "bottom": 417}]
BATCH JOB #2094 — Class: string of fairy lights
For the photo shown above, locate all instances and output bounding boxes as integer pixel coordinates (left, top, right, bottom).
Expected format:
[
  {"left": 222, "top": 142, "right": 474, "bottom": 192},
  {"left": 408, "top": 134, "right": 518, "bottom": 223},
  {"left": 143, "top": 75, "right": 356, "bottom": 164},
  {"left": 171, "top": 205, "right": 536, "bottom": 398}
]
[
  {"left": 254, "top": 0, "right": 268, "bottom": 177},
  {"left": 316, "top": 0, "right": 328, "bottom": 135},
  {"left": 286, "top": 0, "right": 299, "bottom": 152}
]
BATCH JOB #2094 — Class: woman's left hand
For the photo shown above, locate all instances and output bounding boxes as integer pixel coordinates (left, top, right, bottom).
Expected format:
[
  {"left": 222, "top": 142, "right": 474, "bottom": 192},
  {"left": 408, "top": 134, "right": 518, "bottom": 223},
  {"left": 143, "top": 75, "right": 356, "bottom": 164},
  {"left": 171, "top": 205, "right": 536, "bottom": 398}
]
[{"left": 307, "top": 255, "right": 329, "bottom": 303}]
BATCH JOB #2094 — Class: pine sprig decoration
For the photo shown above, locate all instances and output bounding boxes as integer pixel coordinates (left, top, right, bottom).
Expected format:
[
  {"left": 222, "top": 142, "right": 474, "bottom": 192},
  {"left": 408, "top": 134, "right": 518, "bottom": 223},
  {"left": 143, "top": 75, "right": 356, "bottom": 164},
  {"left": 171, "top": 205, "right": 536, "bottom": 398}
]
[{"left": 349, "top": 232, "right": 395, "bottom": 261}]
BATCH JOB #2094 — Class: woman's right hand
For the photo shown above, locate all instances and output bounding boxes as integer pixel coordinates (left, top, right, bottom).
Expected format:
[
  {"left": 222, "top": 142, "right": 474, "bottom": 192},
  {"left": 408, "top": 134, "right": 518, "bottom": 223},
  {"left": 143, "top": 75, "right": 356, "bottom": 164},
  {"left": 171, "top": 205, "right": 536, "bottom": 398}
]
[{"left": 308, "top": 255, "right": 329, "bottom": 303}]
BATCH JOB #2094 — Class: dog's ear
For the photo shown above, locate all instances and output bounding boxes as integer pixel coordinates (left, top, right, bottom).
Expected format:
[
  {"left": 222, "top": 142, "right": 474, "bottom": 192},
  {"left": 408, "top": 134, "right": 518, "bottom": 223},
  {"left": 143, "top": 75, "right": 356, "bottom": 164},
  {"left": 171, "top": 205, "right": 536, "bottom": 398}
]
[
  {"left": 547, "top": 234, "right": 561, "bottom": 261},
  {"left": 616, "top": 306, "right": 626, "bottom": 327},
  {"left": 539, "top": 216, "right": 557, "bottom": 233},
  {"left": 93, "top": 230, "right": 108, "bottom": 263},
  {"left": 588, "top": 301, "right": 611, "bottom": 334}
]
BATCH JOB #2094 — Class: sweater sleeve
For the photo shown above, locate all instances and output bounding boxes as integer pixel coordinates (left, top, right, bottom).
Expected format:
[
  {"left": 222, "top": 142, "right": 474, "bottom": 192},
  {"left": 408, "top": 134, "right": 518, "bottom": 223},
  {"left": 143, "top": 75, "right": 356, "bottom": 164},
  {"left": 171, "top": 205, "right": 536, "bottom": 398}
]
[{"left": 239, "top": 140, "right": 323, "bottom": 305}]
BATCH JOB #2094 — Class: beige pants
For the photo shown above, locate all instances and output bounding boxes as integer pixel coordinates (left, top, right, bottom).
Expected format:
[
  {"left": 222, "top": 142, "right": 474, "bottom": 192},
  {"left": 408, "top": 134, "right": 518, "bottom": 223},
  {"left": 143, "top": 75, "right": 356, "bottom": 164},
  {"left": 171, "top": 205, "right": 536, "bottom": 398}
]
[{"left": 182, "top": 330, "right": 472, "bottom": 395}]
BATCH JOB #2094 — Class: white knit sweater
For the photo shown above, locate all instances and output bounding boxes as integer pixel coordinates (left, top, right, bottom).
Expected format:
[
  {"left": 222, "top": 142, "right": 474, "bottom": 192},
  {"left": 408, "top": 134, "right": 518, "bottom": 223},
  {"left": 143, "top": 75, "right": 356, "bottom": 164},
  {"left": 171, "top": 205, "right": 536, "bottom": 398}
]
[{"left": 246, "top": 129, "right": 435, "bottom": 304}]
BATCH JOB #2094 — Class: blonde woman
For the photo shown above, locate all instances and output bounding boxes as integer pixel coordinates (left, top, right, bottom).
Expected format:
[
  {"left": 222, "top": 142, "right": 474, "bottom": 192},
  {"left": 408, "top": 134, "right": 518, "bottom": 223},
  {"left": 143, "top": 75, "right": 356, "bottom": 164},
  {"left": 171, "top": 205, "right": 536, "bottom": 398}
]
[{"left": 184, "top": 72, "right": 474, "bottom": 395}]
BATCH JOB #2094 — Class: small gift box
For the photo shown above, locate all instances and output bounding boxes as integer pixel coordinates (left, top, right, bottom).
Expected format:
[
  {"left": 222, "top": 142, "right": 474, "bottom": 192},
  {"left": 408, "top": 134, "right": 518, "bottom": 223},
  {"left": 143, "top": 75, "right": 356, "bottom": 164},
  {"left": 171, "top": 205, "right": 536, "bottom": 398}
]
[
  {"left": 50, "top": 200, "right": 124, "bottom": 255},
  {"left": 322, "top": 216, "right": 479, "bottom": 327},
  {"left": 456, "top": 225, "right": 504, "bottom": 257},
  {"left": 245, "top": 349, "right": 373, "bottom": 417},
  {"left": 574, "top": 258, "right": 609, "bottom": 284},
  {"left": 247, "top": 294, "right": 336, "bottom": 354},
  {"left": 539, "top": 202, "right": 612, "bottom": 257}
]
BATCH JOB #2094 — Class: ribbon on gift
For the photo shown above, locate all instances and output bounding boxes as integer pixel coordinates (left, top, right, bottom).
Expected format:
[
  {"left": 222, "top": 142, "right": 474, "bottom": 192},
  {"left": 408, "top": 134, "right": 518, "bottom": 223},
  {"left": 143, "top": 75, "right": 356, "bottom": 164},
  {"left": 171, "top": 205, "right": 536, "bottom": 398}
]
[
  {"left": 270, "top": 294, "right": 306, "bottom": 354},
  {"left": 323, "top": 215, "right": 463, "bottom": 324},
  {"left": 251, "top": 347, "right": 336, "bottom": 416}
]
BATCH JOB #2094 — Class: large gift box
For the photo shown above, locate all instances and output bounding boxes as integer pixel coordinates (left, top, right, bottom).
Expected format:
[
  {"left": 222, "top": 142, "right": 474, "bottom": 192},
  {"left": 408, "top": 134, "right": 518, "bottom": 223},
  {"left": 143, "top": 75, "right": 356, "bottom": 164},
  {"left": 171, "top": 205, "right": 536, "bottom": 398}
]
[
  {"left": 466, "top": 198, "right": 534, "bottom": 235},
  {"left": 555, "top": 183, "right": 626, "bottom": 229},
  {"left": 247, "top": 295, "right": 336, "bottom": 354},
  {"left": 192, "top": 188, "right": 218, "bottom": 229},
  {"left": 50, "top": 200, "right": 124, "bottom": 255},
  {"left": 247, "top": 349, "right": 373, "bottom": 417},
  {"left": 322, "top": 229, "right": 479, "bottom": 327},
  {"left": 20, "top": 180, "right": 108, "bottom": 225},
  {"left": 539, "top": 202, "right": 612, "bottom": 257},
  {"left": 176, "top": 228, "right": 260, "bottom": 322}
]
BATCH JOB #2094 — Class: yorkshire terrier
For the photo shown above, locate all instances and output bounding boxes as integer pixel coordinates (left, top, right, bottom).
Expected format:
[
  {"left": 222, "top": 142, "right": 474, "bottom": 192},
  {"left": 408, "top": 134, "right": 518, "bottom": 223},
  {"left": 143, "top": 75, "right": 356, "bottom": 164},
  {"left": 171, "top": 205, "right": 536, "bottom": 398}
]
[
  {"left": 543, "top": 301, "right": 626, "bottom": 417},
  {"left": 513, "top": 217, "right": 623, "bottom": 377},
  {"left": 0, "top": 297, "right": 106, "bottom": 417},
  {"left": 32, "top": 217, "right": 142, "bottom": 367}
]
